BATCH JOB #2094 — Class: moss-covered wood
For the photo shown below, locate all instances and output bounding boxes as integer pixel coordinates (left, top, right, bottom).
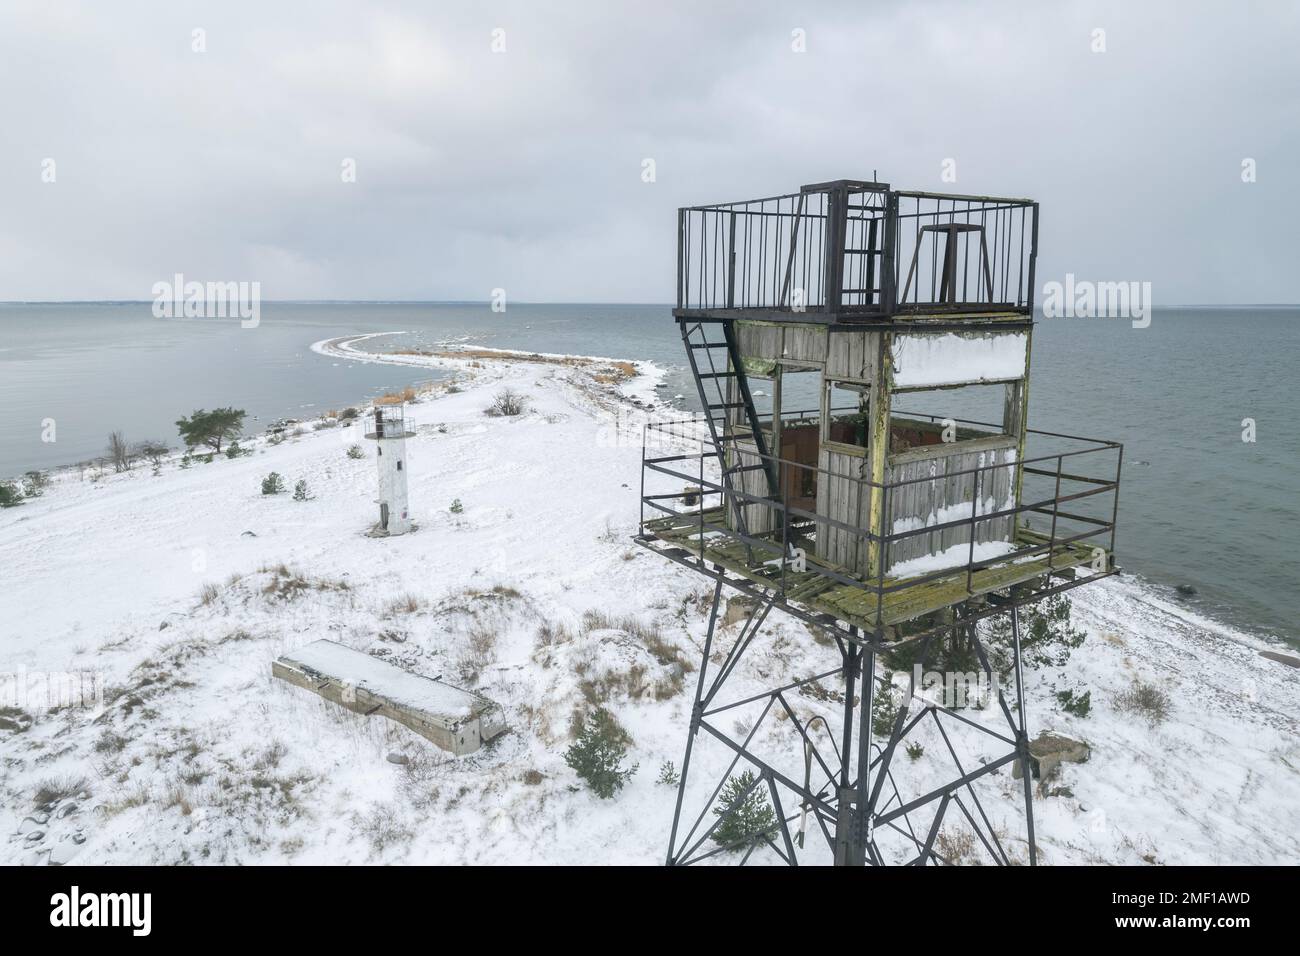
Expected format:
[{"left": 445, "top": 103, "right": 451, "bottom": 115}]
[{"left": 643, "top": 511, "right": 1100, "bottom": 632}]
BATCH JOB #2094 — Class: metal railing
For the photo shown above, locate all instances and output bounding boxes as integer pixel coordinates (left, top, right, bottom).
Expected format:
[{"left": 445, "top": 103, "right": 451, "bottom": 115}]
[
  {"left": 639, "top": 415, "right": 1121, "bottom": 624},
  {"left": 675, "top": 181, "right": 1037, "bottom": 317},
  {"left": 363, "top": 405, "right": 415, "bottom": 440}
]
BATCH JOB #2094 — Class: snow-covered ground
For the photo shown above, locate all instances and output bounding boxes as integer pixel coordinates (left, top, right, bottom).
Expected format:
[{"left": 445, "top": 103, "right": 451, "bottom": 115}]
[{"left": 2, "top": 342, "right": 1297, "bottom": 865}]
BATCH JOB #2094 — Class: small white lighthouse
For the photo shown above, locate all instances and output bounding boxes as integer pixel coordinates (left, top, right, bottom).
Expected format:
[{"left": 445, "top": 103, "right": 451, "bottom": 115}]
[{"left": 365, "top": 404, "right": 414, "bottom": 535}]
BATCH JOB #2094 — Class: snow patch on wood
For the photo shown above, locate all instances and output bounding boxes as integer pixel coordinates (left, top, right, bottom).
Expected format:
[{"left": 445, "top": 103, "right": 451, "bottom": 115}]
[{"left": 891, "top": 331, "right": 1027, "bottom": 388}]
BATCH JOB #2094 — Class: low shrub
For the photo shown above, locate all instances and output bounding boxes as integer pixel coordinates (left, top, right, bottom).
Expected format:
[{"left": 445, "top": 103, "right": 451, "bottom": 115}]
[
  {"left": 1115, "top": 680, "right": 1170, "bottom": 726},
  {"left": 485, "top": 388, "right": 528, "bottom": 417},
  {"left": 21, "top": 471, "right": 48, "bottom": 497},
  {"left": 1056, "top": 687, "right": 1092, "bottom": 718}
]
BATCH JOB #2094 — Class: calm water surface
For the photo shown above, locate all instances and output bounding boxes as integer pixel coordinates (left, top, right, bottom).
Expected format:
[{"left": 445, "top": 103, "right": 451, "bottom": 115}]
[{"left": 1, "top": 302, "right": 1295, "bottom": 647}]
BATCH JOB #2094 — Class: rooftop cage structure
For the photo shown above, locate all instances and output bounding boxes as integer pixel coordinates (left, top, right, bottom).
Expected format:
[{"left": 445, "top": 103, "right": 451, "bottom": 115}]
[
  {"left": 639, "top": 177, "right": 1124, "bottom": 868},
  {"left": 676, "top": 179, "right": 1037, "bottom": 321},
  {"left": 364, "top": 404, "right": 416, "bottom": 440}
]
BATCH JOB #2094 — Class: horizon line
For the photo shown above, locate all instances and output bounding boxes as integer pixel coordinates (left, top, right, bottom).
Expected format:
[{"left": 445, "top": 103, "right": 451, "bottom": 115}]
[{"left": 3, "top": 300, "right": 1300, "bottom": 309}]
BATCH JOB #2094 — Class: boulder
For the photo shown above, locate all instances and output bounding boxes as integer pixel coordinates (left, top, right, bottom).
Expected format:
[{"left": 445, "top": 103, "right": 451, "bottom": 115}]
[
  {"left": 1012, "top": 731, "right": 1090, "bottom": 781},
  {"left": 722, "top": 595, "right": 757, "bottom": 627}
]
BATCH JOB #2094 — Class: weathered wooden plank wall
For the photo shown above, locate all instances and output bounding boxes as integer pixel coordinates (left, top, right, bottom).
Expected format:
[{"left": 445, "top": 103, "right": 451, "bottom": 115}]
[
  {"left": 883, "top": 438, "right": 1018, "bottom": 570},
  {"left": 727, "top": 436, "right": 777, "bottom": 535},
  {"left": 814, "top": 446, "right": 866, "bottom": 570}
]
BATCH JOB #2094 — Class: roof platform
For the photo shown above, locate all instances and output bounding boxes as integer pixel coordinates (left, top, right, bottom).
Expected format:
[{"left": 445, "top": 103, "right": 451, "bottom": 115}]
[{"left": 676, "top": 178, "right": 1039, "bottom": 327}]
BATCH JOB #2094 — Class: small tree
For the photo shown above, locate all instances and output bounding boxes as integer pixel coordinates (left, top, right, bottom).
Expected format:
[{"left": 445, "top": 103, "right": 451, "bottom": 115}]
[
  {"left": 656, "top": 760, "right": 680, "bottom": 786},
  {"left": 21, "top": 471, "right": 48, "bottom": 498},
  {"left": 106, "top": 430, "right": 133, "bottom": 473},
  {"left": 564, "top": 708, "right": 637, "bottom": 799},
  {"left": 225, "top": 442, "right": 244, "bottom": 459},
  {"left": 346, "top": 444, "right": 364, "bottom": 459},
  {"left": 449, "top": 498, "right": 464, "bottom": 514},
  {"left": 872, "top": 671, "right": 902, "bottom": 735},
  {"left": 983, "top": 594, "right": 1087, "bottom": 682},
  {"left": 261, "top": 472, "right": 285, "bottom": 495},
  {"left": 136, "top": 440, "right": 170, "bottom": 468},
  {"left": 0, "top": 482, "right": 23, "bottom": 508},
  {"left": 485, "top": 388, "right": 528, "bottom": 417},
  {"left": 293, "top": 479, "right": 310, "bottom": 501},
  {"left": 710, "top": 770, "right": 776, "bottom": 850},
  {"left": 176, "top": 407, "right": 246, "bottom": 454}
]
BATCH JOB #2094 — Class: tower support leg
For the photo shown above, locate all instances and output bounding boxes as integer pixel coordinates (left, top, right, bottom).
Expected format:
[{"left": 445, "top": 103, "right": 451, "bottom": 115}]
[
  {"left": 1011, "top": 603, "right": 1037, "bottom": 866},
  {"left": 666, "top": 579, "right": 723, "bottom": 866},
  {"left": 665, "top": 585, "right": 1039, "bottom": 867}
]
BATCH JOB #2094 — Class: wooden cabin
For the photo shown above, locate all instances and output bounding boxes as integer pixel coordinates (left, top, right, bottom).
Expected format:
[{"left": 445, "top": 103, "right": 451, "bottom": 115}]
[{"left": 727, "top": 318, "right": 1029, "bottom": 579}]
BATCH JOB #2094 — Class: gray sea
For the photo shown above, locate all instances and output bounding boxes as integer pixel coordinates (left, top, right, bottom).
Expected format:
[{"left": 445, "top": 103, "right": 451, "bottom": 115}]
[{"left": 1, "top": 302, "right": 1296, "bottom": 648}]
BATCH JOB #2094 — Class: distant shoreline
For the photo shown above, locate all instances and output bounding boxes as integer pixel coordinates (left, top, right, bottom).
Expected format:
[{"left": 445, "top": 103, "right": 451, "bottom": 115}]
[{"left": 5, "top": 334, "right": 666, "bottom": 483}]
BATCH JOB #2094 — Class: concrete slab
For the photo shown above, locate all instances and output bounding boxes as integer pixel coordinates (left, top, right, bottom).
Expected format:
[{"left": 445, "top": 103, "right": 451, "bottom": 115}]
[{"left": 273, "top": 639, "right": 506, "bottom": 755}]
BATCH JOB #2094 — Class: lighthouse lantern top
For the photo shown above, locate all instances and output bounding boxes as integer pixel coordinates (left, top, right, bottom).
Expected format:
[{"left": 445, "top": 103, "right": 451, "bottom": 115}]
[{"left": 364, "top": 404, "right": 415, "bottom": 440}]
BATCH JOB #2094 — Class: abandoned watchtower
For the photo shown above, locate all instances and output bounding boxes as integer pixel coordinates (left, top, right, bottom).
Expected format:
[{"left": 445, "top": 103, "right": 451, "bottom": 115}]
[{"left": 638, "top": 179, "right": 1123, "bottom": 866}]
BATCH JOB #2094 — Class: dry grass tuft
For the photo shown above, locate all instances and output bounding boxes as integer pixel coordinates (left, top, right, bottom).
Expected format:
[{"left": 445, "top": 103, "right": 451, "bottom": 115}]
[
  {"left": 33, "top": 775, "right": 86, "bottom": 807},
  {"left": 1114, "top": 679, "right": 1171, "bottom": 726},
  {"left": 387, "top": 592, "right": 423, "bottom": 615},
  {"left": 375, "top": 386, "right": 419, "bottom": 406},
  {"left": 456, "top": 624, "right": 499, "bottom": 684}
]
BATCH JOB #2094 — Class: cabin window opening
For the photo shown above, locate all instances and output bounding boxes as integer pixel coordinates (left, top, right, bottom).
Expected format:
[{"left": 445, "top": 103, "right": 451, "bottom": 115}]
[
  {"left": 771, "top": 366, "right": 820, "bottom": 510},
  {"left": 823, "top": 380, "right": 871, "bottom": 451},
  {"left": 889, "top": 382, "right": 1010, "bottom": 453}
]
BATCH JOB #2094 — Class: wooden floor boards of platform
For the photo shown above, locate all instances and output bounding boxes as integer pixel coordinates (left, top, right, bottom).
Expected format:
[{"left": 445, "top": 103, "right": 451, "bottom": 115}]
[{"left": 643, "top": 510, "right": 1099, "bottom": 630}]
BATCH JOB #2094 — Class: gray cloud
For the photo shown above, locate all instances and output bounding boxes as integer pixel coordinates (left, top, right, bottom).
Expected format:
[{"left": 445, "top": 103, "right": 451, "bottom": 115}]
[{"left": 0, "top": 0, "right": 1294, "bottom": 303}]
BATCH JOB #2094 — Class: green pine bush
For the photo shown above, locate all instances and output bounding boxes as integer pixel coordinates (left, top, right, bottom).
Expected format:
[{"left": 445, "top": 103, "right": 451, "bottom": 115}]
[
  {"left": 710, "top": 769, "right": 776, "bottom": 850},
  {"left": 564, "top": 708, "right": 637, "bottom": 799}
]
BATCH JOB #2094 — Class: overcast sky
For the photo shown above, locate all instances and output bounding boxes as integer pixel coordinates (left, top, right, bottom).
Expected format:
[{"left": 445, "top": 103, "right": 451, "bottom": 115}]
[{"left": 0, "top": 0, "right": 1294, "bottom": 303}]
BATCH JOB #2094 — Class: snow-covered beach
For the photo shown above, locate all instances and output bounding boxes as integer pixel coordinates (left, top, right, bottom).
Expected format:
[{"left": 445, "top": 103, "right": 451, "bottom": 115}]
[{"left": 2, "top": 341, "right": 1297, "bottom": 865}]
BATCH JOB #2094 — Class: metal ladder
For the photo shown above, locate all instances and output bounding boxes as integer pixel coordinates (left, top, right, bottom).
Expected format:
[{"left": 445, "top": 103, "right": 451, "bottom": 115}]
[{"left": 678, "top": 318, "right": 784, "bottom": 566}]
